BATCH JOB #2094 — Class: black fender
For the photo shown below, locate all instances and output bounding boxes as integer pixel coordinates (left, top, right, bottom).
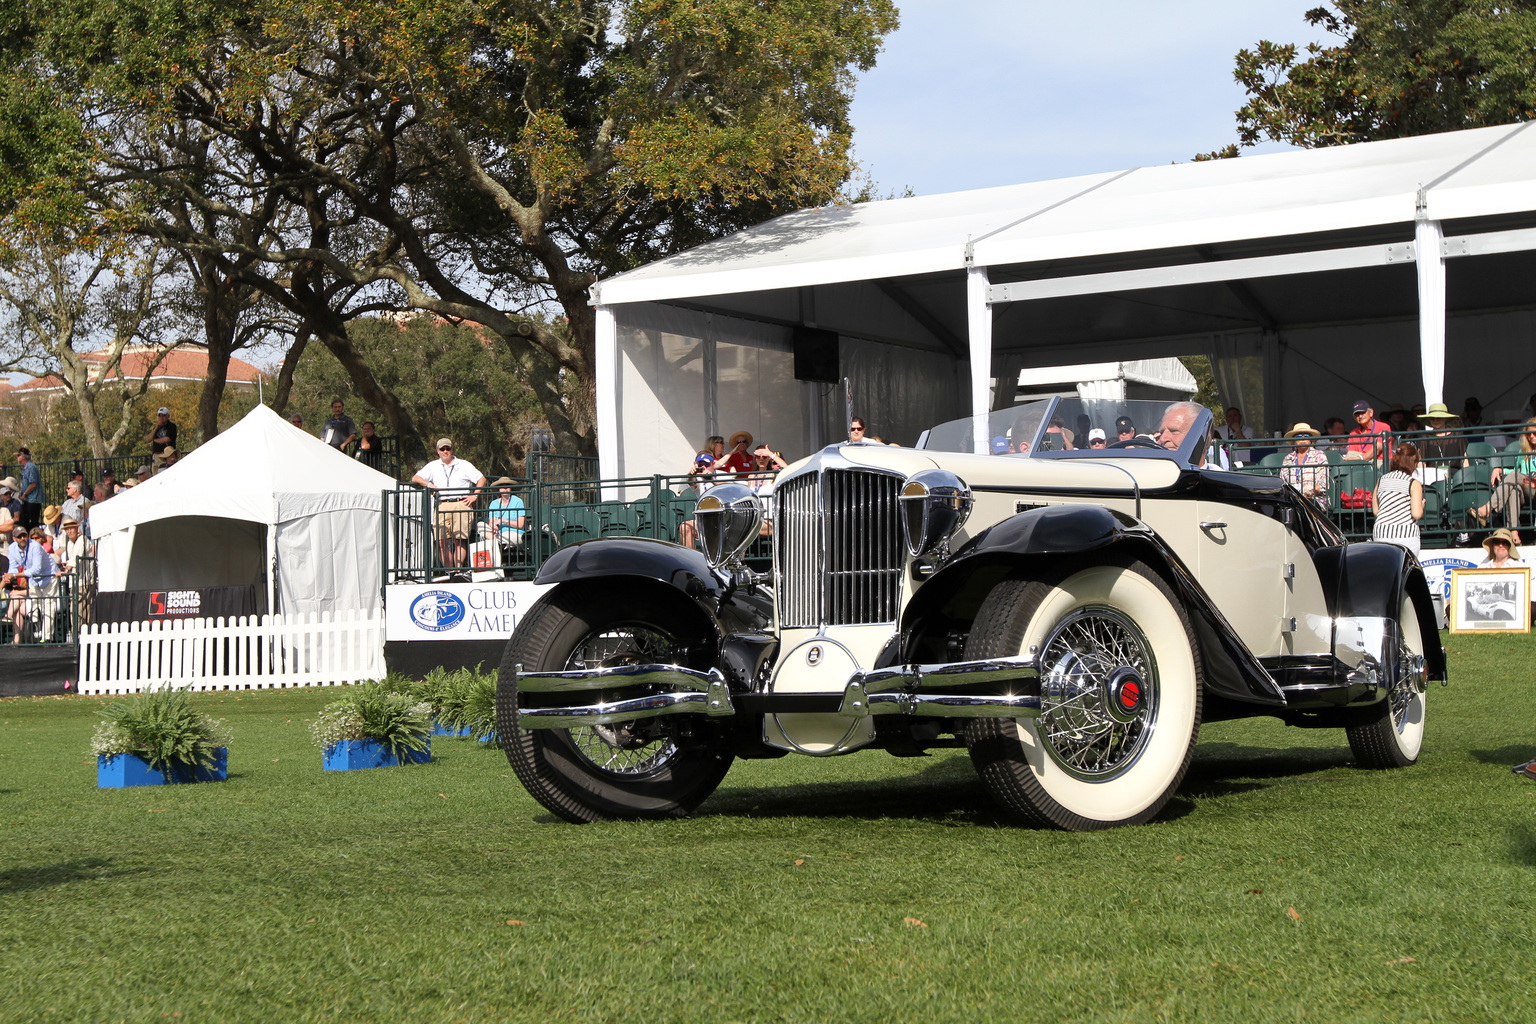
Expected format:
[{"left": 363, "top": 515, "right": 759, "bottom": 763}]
[
  {"left": 1312, "top": 543, "right": 1447, "bottom": 682},
  {"left": 527, "top": 536, "right": 772, "bottom": 678},
  {"left": 901, "top": 504, "right": 1286, "bottom": 706}
]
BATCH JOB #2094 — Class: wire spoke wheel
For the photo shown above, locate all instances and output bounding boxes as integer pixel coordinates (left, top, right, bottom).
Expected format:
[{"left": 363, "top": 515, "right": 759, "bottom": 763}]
[
  {"left": 498, "top": 583, "right": 734, "bottom": 823},
  {"left": 1036, "top": 606, "right": 1157, "bottom": 780},
  {"left": 964, "top": 560, "right": 1201, "bottom": 830},
  {"left": 562, "top": 626, "right": 680, "bottom": 777}
]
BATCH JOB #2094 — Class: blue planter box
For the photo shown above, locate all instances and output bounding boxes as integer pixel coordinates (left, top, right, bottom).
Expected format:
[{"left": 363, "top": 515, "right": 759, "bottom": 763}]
[
  {"left": 98, "top": 748, "right": 228, "bottom": 788},
  {"left": 323, "top": 738, "right": 432, "bottom": 771},
  {"left": 432, "top": 721, "right": 470, "bottom": 738}
]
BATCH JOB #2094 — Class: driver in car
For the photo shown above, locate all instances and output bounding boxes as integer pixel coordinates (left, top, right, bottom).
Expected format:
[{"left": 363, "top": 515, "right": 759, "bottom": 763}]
[{"left": 1156, "top": 401, "right": 1210, "bottom": 467}]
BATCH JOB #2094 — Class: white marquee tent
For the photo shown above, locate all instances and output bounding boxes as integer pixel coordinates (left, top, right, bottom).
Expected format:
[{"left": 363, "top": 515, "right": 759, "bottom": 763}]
[
  {"left": 591, "top": 121, "right": 1536, "bottom": 478},
  {"left": 91, "top": 405, "right": 395, "bottom": 613}
]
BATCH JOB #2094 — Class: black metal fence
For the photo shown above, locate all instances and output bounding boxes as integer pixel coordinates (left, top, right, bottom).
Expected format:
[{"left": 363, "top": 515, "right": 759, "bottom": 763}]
[
  {"left": 1, "top": 557, "right": 92, "bottom": 646},
  {"left": 1224, "top": 421, "right": 1534, "bottom": 546},
  {"left": 382, "top": 474, "right": 769, "bottom": 584}
]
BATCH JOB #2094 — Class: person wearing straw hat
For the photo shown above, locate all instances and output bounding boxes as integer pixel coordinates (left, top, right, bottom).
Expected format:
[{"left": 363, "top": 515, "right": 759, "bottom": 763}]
[
  {"left": 1478, "top": 528, "right": 1524, "bottom": 568},
  {"left": 720, "top": 430, "right": 756, "bottom": 474},
  {"left": 1280, "top": 423, "right": 1329, "bottom": 507},
  {"left": 41, "top": 504, "right": 61, "bottom": 541},
  {"left": 1417, "top": 402, "right": 1467, "bottom": 475}
]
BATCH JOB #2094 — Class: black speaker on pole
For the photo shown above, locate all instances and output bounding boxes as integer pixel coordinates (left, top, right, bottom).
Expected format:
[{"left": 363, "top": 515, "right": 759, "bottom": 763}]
[{"left": 793, "top": 326, "right": 839, "bottom": 383}]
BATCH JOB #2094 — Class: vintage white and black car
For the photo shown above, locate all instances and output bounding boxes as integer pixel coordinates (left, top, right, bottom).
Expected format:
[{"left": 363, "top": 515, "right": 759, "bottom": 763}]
[{"left": 494, "top": 399, "right": 1444, "bottom": 830}]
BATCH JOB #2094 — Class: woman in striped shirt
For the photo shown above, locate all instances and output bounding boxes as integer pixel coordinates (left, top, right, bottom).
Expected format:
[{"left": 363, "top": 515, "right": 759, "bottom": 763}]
[{"left": 1372, "top": 443, "right": 1425, "bottom": 555}]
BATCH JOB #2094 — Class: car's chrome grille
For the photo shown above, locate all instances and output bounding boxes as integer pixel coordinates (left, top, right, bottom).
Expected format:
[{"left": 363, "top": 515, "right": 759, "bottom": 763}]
[{"left": 776, "top": 468, "right": 903, "bottom": 627}]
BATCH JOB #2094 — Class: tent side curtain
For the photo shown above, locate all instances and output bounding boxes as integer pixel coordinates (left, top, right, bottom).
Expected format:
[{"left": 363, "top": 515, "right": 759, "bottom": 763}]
[
  {"left": 275, "top": 508, "right": 383, "bottom": 615},
  {"left": 119, "top": 516, "right": 268, "bottom": 609},
  {"left": 613, "top": 301, "right": 964, "bottom": 478}
]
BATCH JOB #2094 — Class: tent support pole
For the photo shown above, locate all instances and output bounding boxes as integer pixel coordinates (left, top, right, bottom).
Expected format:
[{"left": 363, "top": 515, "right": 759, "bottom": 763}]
[
  {"left": 1414, "top": 204, "right": 1446, "bottom": 407},
  {"left": 967, "top": 265, "right": 992, "bottom": 455},
  {"left": 594, "top": 304, "right": 620, "bottom": 499}
]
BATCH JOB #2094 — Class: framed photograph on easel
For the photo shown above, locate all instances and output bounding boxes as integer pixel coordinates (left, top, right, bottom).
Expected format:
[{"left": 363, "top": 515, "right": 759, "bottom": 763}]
[{"left": 1449, "top": 566, "right": 1532, "bottom": 634}]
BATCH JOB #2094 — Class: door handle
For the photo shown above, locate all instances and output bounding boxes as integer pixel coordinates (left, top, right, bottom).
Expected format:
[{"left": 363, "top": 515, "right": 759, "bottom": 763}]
[{"left": 1199, "top": 521, "right": 1228, "bottom": 530}]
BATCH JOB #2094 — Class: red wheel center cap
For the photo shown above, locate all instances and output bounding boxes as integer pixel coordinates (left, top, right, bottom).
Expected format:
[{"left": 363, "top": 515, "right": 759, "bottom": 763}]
[{"left": 1120, "top": 680, "right": 1141, "bottom": 709}]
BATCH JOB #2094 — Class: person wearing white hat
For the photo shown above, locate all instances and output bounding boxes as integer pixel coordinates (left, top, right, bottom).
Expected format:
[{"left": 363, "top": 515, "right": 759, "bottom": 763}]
[
  {"left": 1087, "top": 428, "right": 1107, "bottom": 449},
  {"left": 145, "top": 406, "right": 178, "bottom": 471},
  {"left": 1280, "top": 423, "right": 1329, "bottom": 507}
]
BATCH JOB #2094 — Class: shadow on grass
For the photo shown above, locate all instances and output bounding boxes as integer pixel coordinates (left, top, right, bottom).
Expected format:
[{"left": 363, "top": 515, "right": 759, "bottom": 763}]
[
  {"left": 705, "top": 756, "right": 1010, "bottom": 826},
  {"left": 1470, "top": 745, "right": 1536, "bottom": 767},
  {"left": 0, "top": 858, "right": 150, "bottom": 894}
]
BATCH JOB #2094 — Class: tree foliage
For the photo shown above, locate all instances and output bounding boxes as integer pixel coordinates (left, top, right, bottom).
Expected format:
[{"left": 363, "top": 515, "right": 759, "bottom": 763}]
[
  {"left": 1, "top": 0, "right": 898, "bottom": 458},
  {"left": 1235, "top": 2, "right": 1536, "bottom": 148},
  {"left": 284, "top": 315, "right": 556, "bottom": 478}
]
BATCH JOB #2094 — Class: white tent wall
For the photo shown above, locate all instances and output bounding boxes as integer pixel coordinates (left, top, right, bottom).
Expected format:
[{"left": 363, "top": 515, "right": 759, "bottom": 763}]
[
  {"left": 274, "top": 507, "right": 382, "bottom": 614},
  {"left": 1273, "top": 309, "right": 1536, "bottom": 428},
  {"left": 613, "top": 302, "right": 964, "bottom": 482}
]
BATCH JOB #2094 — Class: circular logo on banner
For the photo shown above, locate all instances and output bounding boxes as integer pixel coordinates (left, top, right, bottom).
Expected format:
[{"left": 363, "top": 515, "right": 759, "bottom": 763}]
[{"left": 410, "top": 590, "right": 466, "bottom": 633}]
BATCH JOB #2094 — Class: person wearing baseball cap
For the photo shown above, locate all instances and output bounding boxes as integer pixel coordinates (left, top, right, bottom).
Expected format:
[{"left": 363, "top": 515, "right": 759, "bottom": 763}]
[
  {"left": 411, "top": 437, "right": 487, "bottom": 569},
  {"left": 145, "top": 406, "right": 178, "bottom": 471},
  {"left": 1114, "top": 415, "right": 1136, "bottom": 442},
  {"left": 1087, "top": 428, "right": 1107, "bottom": 448},
  {"left": 1345, "top": 400, "right": 1391, "bottom": 462}
]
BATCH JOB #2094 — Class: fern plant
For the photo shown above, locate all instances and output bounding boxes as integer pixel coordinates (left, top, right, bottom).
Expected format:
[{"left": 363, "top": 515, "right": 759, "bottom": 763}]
[
  {"left": 310, "top": 683, "right": 433, "bottom": 764},
  {"left": 88, "top": 689, "right": 231, "bottom": 775}
]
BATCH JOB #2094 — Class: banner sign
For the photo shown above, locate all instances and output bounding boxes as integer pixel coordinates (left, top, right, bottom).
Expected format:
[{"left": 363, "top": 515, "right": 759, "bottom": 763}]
[
  {"left": 1420, "top": 548, "right": 1486, "bottom": 601},
  {"left": 385, "top": 581, "right": 552, "bottom": 642},
  {"left": 96, "top": 585, "right": 259, "bottom": 624}
]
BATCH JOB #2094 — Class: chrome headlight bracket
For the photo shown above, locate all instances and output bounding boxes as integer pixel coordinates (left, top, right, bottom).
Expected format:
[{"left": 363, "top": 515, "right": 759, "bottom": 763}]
[{"left": 898, "top": 469, "right": 973, "bottom": 559}]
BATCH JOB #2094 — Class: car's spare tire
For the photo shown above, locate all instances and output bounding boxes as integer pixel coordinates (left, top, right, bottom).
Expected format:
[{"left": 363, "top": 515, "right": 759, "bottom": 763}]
[{"left": 964, "top": 558, "right": 1202, "bottom": 830}]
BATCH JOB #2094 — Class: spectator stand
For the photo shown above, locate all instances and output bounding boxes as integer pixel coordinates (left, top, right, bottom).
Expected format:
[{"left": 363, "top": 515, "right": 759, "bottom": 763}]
[
  {"left": 0, "top": 557, "right": 93, "bottom": 696},
  {"left": 1231, "top": 421, "right": 1532, "bottom": 548}
]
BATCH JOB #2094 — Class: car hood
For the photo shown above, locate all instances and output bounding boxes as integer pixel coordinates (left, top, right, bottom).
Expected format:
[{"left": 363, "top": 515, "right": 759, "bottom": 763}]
[{"left": 780, "top": 443, "right": 1185, "bottom": 492}]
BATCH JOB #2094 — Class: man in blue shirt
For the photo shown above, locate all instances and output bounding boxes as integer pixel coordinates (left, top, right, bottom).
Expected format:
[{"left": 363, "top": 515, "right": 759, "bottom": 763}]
[
  {"left": 4, "top": 526, "right": 57, "bottom": 644},
  {"left": 15, "top": 447, "right": 43, "bottom": 530}
]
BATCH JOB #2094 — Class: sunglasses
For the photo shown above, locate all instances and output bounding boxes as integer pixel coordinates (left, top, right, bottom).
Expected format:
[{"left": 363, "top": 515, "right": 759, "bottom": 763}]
[
  {"left": 438, "top": 445, "right": 453, "bottom": 452},
  {"left": 1090, "top": 440, "right": 1107, "bottom": 446}
]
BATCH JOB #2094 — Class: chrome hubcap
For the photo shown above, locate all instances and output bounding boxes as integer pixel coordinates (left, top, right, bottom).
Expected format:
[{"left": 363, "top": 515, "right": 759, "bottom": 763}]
[
  {"left": 562, "top": 626, "right": 680, "bottom": 776},
  {"left": 1036, "top": 606, "right": 1158, "bottom": 780}
]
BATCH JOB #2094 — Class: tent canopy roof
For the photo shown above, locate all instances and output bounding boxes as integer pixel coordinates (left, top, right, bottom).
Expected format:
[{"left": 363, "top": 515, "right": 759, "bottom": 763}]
[
  {"left": 595, "top": 122, "right": 1536, "bottom": 307},
  {"left": 91, "top": 404, "right": 397, "bottom": 536}
]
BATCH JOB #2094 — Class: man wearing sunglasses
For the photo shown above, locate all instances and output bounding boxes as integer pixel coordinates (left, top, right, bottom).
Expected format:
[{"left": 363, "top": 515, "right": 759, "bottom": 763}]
[{"left": 412, "top": 438, "right": 488, "bottom": 570}]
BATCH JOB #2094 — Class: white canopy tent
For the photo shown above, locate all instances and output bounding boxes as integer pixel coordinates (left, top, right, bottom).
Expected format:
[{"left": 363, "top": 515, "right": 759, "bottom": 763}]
[
  {"left": 592, "top": 121, "right": 1536, "bottom": 474},
  {"left": 91, "top": 405, "right": 396, "bottom": 614}
]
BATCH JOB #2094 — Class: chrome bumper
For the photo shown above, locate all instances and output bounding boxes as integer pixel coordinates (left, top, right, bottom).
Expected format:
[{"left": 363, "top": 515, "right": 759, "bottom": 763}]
[{"left": 512, "top": 656, "right": 1040, "bottom": 729}]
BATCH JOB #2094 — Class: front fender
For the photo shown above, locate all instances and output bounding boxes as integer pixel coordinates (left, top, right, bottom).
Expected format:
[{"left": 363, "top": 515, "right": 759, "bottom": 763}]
[
  {"left": 902, "top": 504, "right": 1286, "bottom": 706},
  {"left": 529, "top": 536, "right": 773, "bottom": 679}
]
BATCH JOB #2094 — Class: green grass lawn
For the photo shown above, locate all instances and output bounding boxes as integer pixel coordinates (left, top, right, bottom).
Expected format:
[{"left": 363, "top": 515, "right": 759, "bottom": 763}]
[{"left": 2, "top": 631, "right": 1534, "bottom": 1023}]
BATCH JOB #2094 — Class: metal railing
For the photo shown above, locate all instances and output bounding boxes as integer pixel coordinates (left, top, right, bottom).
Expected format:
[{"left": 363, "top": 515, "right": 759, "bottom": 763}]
[
  {"left": 1223, "top": 421, "right": 1534, "bottom": 546},
  {"left": 1, "top": 557, "right": 91, "bottom": 646},
  {"left": 382, "top": 473, "right": 772, "bottom": 585}
]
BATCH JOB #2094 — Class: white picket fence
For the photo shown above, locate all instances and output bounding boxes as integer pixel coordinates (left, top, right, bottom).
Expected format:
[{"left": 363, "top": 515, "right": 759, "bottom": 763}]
[{"left": 77, "top": 610, "right": 385, "bottom": 694}]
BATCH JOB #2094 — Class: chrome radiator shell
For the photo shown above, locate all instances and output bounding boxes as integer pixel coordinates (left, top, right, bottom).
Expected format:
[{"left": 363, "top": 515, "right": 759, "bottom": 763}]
[{"left": 774, "top": 456, "right": 905, "bottom": 628}]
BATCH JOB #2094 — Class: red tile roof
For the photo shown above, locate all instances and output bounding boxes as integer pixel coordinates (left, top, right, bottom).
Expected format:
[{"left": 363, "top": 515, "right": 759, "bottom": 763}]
[{"left": 8, "top": 346, "right": 264, "bottom": 393}]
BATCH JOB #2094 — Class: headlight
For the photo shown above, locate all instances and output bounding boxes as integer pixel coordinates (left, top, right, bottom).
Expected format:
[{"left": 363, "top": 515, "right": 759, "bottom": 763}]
[
  {"left": 694, "top": 482, "right": 764, "bottom": 567},
  {"left": 898, "top": 469, "right": 973, "bottom": 558}
]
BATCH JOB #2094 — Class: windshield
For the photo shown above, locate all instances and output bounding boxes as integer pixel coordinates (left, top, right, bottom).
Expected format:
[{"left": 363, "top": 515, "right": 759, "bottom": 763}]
[{"left": 916, "top": 397, "right": 1213, "bottom": 466}]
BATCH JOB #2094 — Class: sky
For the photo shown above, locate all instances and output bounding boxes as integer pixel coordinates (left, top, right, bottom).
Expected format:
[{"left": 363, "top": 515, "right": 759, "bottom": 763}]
[{"left": 847, "top": 0, "right": 1325, "bottom": 197}]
